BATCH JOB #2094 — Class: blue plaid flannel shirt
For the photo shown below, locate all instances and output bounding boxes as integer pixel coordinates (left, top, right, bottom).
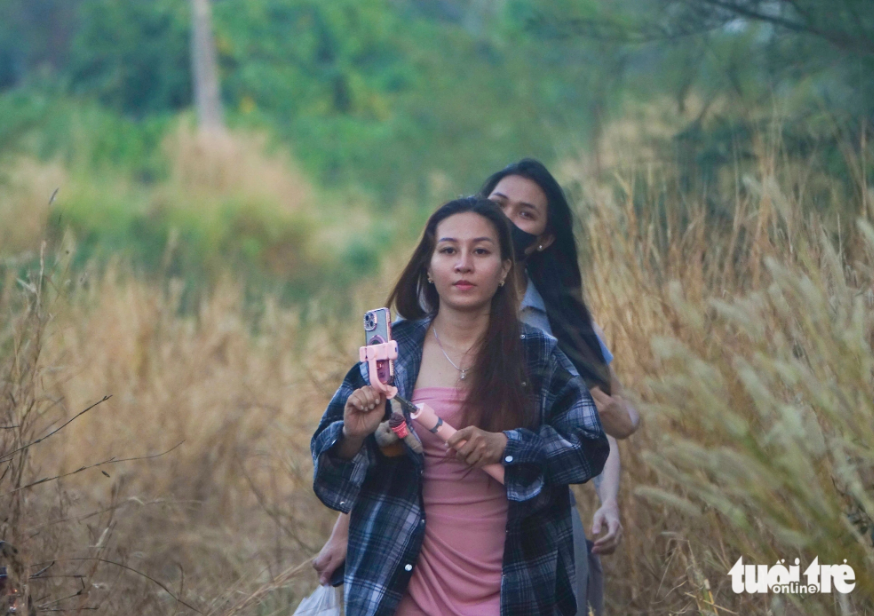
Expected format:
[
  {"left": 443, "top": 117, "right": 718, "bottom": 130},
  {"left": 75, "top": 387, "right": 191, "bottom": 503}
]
[{"left": 311, "top": 318, "right": 609, "bottom": 616}]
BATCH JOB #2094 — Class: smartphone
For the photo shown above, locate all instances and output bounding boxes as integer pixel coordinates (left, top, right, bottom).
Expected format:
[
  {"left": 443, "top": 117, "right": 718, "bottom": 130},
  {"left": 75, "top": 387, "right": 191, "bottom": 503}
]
[{"left": 363, "top": 307, "right": 394, "bottom": 385}]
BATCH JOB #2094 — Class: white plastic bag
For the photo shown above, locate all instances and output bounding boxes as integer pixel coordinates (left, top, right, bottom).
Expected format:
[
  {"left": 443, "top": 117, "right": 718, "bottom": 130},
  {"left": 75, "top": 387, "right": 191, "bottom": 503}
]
[{"left": 292, "top": 585, "right": 341, "bottom": 616}]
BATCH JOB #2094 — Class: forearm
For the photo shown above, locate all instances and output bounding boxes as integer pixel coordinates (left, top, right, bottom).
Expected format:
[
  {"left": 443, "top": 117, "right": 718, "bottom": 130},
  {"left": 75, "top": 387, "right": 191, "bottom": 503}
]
[
  {"left": 598, "top": 401, "right": 637, "bottom": 439},
  {"left": 335, "top": 429, "right": 366, "bottom": 460},
  {"left": 331, "top": 511, "right": 351, "bottom": 541},
  {"left": 619, "top": 396, "right": 640, "bottom": 435},
  {"left": 312, "top": 421, "right": 373, "bottom": 513},
  {"left": 594, "top": 435, "right": 621, "bottom": 505},
  {"left": 595, "top": 368, "right": 641, "bottom": 439}
]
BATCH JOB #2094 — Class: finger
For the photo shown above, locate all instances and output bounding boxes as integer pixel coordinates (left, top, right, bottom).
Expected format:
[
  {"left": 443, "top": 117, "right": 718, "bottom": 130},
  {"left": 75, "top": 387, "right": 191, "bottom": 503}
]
[
  {"left": 367, "top": 387, "right": 383, "bottom": 408},
  {"left": 591, "top": 539, "right": 617, "bottom": 556},
  {"left": 593, "top": 532, "right": 617, "bottom": 549},
  {"left": 611, "top": 523, "right": 624, "bottom": 545},
  {"left": 463, "top": 445, "right": 484, "bottom": 467},
  {"left": 453, "top": 447, "right": 473, "bottom": 466},
  {"left": 347, "top": 394, "right": 364, "bottom": 412},
  {"left": 353, "top": 395, "right": 372, "bottom": 413},
  {"left": 446, "top": 426, "right": 474, "bottom": 449},
  {"left": 454, "top": 435, "right": 480, "bottom": 458},
  {"left": 472, "top": 452, "right": 492, "bottom": 468},
  {"left": 368, "top": 389, "right": 385, "bottom": 409},
  {"left": 361, "top": 388, "right": 377, "bottom": 408},
  {"left": 591, "top": 517, "right": 603, "bottom": 536}
]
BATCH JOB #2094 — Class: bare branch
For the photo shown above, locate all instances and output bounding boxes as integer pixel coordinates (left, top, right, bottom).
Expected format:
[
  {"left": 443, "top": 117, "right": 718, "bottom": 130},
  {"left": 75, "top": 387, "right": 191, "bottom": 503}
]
[
  {"left": 12, "top": 441, "right": 184, "bottom": 492},
  {"left": 695, "top": 0, "right": 874, "bottom": 54},
  {"left": 31, "top": 562, "right": 55, "bottom": 579},
  {"left": 62, "top": 557, "right": 202, "bottom": 614},
  {"left": 0, "top": 396, "right": 112, "bottom": 463},
  {"left": 698, "top": 0, "right": 810, "bottom": 34},
  {"left": 221, "top": 558, "right": 314, "bottom": 615}
]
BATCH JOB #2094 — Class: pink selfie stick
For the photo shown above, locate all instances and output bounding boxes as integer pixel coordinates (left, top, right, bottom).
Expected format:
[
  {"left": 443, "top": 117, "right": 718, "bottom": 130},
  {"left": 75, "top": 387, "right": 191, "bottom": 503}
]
[
  {"left": 358, "top": 315, "right": 505, "bottom": 485},
  {"left": 409, "top": 403, "right": 505, "bottom": 485}
]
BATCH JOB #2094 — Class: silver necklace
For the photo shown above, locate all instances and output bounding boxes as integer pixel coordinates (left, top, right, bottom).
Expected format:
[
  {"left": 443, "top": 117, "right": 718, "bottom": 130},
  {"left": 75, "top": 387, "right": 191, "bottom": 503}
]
[{"left": 432, "top": 325, "right": 470, "bottom": 380}]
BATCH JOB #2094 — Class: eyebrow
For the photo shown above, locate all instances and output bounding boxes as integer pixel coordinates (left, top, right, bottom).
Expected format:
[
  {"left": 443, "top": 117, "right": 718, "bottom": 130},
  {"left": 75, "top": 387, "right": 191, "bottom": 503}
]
[
  {"left": 491, "top": 192, "right": 540, "bottom": 211},
  {"left": 437, "top": 237, "right": 496, "bottom": 243}
]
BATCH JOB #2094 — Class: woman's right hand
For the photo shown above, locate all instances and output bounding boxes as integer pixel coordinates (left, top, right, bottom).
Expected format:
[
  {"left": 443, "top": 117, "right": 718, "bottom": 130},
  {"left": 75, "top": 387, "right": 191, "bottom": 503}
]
[
  {"left": 342, "top": 386, "right": 387, "bottom": 439},
  {"left": 313, "top": 533, "right": 348, "bottom": 585}
]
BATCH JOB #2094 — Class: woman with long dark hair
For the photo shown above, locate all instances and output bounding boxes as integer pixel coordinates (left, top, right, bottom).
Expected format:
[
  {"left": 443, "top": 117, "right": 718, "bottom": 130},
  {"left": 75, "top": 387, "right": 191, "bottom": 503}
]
[
  {"left": 311, "top": 197, "right": 609, "bottom": 615},
  {"left": 480, "top": 159, "right": 639, "bottom": 616},
  {"left": 314, "top": 163, "right": 639, "bottom": 615}
]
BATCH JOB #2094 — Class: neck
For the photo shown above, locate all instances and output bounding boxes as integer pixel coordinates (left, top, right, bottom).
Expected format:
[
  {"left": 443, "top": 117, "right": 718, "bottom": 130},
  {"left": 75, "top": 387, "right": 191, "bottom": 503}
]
[{"left": 431, "top": 303, "right": 490, "bottom": 350}]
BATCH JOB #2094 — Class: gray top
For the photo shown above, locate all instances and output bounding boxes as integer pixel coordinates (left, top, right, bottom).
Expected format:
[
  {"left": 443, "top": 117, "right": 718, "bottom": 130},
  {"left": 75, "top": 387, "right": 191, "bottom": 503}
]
[{"left": 519, "top": 279, "right": 614, "bottom": 364}]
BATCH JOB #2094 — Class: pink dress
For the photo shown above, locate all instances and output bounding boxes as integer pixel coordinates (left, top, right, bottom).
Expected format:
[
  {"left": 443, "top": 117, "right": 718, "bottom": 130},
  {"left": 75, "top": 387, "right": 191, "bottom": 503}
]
[{"left": 395, "top": 387, "right": 508, "bottom": 616}]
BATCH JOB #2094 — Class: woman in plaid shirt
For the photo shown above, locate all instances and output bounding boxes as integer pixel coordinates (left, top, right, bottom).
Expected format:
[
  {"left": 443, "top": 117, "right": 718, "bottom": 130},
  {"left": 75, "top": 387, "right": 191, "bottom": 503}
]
[
  {"left": 311, "top": 197, "right": 609, "bottom": 615},
  {"left": 482, "top": 159, "right": 641, "bottom": 616}
]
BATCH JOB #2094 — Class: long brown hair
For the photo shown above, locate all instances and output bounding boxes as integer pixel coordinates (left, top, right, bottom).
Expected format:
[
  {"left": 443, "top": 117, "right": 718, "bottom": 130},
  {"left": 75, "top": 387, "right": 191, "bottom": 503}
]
[
  {"left": 387, "top": 197, "right": 534, "bottom": 431},
  {"left": 480, "top": 159, "right": 612, "bottom": 394}
]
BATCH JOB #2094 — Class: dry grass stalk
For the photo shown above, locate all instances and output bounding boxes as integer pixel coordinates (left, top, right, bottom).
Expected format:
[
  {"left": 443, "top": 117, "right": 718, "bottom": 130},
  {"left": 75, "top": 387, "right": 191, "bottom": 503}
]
[{"left": 1, "top": 125, "right": 872, "bottom": 614}]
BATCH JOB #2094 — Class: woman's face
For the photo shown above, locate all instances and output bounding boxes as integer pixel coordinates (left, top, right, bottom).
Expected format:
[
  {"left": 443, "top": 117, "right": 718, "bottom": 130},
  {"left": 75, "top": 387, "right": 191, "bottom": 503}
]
[
  {"left": 487, "top": 175, "right": 554, "bottom": 255},
  {"left": 427, "top": 212, "right": 511, "bottom": 313}
]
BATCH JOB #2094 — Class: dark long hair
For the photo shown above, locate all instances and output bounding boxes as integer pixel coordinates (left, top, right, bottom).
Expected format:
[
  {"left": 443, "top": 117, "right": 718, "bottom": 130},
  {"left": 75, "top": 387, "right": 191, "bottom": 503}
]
[
  {"left": 387, "top": 197, "right": 533, "bottom": 431},
  {"left": 480, "top": 159, "right": 612, "bottom": 394}
]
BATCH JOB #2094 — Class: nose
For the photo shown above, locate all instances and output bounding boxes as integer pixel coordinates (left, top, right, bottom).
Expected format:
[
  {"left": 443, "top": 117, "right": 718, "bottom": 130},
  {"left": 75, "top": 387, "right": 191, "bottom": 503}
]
[{"left": 454, "top": 249, "right": 473, "bottom": 273}]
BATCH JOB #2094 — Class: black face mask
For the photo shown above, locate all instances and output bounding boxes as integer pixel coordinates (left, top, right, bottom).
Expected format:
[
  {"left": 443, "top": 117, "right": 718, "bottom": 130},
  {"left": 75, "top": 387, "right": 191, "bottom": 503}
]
[{"left": 510, "top": 224, "right": 538, "bottom": 262}]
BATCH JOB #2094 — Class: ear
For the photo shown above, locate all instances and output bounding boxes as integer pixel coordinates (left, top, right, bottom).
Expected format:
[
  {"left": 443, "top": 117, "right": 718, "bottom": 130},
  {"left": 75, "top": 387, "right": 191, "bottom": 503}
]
[
  {"left": 537, "top": 233, "right": 555, "bottom": 252},
  {"left": 500, "top": 258, "right": 512, "bottom": 282}
]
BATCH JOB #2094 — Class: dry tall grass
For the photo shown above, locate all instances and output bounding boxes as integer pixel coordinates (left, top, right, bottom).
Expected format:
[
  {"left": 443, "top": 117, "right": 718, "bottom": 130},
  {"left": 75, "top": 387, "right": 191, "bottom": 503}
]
[
  {"left": 563, "top": 130, "right": 874, "bottom": 615},
  {"left": 1, "top": 260, "right": 368, "bottom": 614},
  {"left": 1, "top": 130, "right": 873, "bottom": 615}
]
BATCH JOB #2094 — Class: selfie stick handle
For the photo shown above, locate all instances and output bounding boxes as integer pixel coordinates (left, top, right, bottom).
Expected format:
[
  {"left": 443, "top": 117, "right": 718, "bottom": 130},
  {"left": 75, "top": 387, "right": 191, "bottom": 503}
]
[{"left": 409, "top": 404, "right": 505, "bottom": 485}]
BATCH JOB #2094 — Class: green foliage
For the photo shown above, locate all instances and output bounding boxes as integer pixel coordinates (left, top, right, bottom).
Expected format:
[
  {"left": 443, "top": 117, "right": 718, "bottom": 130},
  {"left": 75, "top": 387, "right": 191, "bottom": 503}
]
[
  {"left": 68, "top": 0, "right": 192, "bottom": 115},
  {"left": 1, "top": 0, "right": 873, "bottom": 304}
]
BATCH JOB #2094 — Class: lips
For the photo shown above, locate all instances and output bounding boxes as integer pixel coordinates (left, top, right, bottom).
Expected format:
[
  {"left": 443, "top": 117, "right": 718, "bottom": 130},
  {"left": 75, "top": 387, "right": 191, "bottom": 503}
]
[{"left": 453, "top": 280, "right": 475, "bottom": 291}]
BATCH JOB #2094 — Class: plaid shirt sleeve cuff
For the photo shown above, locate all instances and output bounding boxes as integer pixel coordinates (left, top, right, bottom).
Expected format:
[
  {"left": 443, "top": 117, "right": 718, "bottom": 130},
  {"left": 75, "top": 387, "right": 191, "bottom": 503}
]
[
  {"left": 502, "top": 428, "right": 547, "bottom": 501},
  {"left": 313, "top": 420, "right": 374, "bottom": 513}
]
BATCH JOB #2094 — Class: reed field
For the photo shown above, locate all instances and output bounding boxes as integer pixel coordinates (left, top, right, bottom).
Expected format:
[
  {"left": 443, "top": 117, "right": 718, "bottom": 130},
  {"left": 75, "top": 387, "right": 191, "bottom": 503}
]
[{"left": 1, "top": 123, "right": 873, "bottom": 615}]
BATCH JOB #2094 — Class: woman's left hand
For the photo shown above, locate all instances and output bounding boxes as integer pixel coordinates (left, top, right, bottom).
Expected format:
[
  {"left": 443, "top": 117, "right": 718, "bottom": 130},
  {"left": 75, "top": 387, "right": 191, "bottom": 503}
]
[
  {"left": 446, "top": 427, "right": 508, "bottom": 469},
  {"left": 590, "top": 387, "right": 636, "bottom": 440},
  {"left": 590, "top": 500, "right": 623, "bottom": 555}
]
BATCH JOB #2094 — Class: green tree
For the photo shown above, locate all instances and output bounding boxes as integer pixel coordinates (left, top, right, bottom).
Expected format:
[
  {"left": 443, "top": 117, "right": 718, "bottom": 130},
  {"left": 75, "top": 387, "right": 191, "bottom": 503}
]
[{"left": 68, "top": 0, "right": 192, "bottom": 116}]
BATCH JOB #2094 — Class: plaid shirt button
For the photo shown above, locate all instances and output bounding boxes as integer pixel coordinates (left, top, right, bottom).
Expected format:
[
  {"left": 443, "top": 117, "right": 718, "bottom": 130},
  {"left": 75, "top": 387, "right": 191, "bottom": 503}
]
[
  {"left": 504, "top": 455, "right": 514, "bottom": 463},
  {"left": 404, "top": 564, "right": 413, "bottom": 572}
]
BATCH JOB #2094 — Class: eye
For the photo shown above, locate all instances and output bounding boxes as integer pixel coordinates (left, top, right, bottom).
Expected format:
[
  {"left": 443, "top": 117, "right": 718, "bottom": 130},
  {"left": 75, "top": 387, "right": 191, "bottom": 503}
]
[
  {"left": 439, "top": 246, "right": 456, "bottom": 254},
  {"left": 520, "top": 210, "right": 535, "bottom": 219},
  {"left": 474, "top": 247, "right": 492, "bottom": 255}
]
